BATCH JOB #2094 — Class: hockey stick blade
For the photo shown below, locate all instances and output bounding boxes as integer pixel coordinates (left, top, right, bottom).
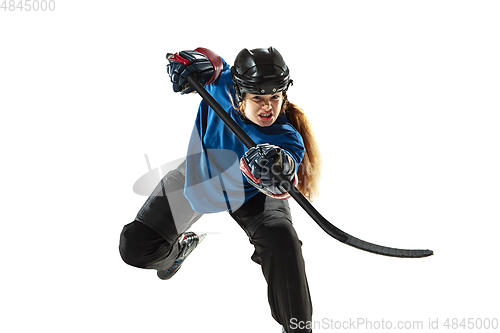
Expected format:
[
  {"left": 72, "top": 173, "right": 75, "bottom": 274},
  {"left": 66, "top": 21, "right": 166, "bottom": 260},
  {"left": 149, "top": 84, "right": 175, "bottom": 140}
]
[
  {"left": 186, "top": 75, "right": 433, "bottom": 258},
  {"left": 284, "top": 178, "right": 433, "bottom": 258}
]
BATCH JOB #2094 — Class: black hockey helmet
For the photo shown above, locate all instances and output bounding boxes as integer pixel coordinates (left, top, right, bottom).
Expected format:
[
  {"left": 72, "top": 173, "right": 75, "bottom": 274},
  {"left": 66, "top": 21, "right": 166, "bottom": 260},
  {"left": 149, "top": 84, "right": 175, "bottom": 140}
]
[{"left": 231, "top": 47, "right": 292, "bottom": 103}]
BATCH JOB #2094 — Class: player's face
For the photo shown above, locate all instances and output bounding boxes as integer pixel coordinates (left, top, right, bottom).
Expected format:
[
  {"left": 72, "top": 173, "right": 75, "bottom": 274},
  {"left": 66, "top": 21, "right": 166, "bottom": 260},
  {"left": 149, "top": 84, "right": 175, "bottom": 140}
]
[{"left": 242, "top": 92, "right": 283, "bottom": 127}]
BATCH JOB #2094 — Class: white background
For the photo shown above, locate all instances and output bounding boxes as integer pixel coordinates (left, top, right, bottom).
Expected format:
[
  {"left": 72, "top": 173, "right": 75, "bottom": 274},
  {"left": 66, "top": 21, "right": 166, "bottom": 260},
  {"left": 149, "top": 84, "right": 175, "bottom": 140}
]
[{"left": 1, "top": 1, "right": 499, "bottom": 332}]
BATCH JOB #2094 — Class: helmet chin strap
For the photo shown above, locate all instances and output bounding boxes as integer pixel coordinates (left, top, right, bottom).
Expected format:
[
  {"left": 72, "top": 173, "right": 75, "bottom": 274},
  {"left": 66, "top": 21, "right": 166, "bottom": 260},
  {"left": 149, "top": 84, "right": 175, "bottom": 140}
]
[{"left": 232, "top": 83, "right": 245, "bottom": 104}]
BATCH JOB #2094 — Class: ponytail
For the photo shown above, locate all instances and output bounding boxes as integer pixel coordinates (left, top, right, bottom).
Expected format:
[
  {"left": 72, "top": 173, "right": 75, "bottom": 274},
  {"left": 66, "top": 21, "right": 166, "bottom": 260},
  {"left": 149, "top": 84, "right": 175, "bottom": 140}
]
[{"left": 282, "top": 92, "right": 322, "bottom": 201}]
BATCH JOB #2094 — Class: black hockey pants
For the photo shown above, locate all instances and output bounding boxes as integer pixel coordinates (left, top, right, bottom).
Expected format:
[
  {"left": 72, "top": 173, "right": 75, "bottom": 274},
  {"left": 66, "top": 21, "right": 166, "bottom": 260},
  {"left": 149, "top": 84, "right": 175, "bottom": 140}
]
[{"left": 119, "top": 161, "right": 312, "bottom": 333}]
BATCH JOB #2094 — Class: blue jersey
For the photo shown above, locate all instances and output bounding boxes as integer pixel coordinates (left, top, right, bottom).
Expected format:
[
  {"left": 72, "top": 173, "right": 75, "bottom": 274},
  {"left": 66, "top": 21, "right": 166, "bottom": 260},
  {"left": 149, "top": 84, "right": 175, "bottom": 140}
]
[{"left": 184, "top": 58, "right": 305, "bottom": 213}]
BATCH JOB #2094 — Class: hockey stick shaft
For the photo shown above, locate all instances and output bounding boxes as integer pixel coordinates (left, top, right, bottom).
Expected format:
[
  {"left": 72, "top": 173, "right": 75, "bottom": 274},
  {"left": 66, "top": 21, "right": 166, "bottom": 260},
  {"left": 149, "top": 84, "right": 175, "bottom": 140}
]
[{"left": 187, "top": 75, "right": 433, "bottom": 258}]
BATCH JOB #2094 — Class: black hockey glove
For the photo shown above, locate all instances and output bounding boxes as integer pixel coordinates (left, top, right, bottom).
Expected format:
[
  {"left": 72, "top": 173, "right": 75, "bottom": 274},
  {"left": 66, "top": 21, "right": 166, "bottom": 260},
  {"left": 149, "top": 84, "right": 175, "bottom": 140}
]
[
  {"left": 166, "top": 47, "right": 223, "bottom": 94},
  {"left": 240, "top": 143, "right": 298, "bottom": 200}
]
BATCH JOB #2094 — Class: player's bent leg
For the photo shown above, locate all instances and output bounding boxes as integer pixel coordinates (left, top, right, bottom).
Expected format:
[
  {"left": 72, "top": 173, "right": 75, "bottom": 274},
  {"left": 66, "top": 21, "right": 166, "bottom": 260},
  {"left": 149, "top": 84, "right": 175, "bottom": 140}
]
[
  {"left": 119, "top": 220, "right": 174, "bottom": 269},
  {"left": 250, "top": 218, "right": 313, "bottom": 333}
]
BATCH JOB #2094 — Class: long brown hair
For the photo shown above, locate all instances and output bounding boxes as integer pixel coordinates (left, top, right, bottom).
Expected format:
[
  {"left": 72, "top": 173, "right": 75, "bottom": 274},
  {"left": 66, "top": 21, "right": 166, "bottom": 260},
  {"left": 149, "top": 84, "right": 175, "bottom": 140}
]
[
  {"left": 237, "top": 91, "right": 322, "bottom": 201},
  {"left": 281, "top": 92, "right": 322, "bottom": 201}
]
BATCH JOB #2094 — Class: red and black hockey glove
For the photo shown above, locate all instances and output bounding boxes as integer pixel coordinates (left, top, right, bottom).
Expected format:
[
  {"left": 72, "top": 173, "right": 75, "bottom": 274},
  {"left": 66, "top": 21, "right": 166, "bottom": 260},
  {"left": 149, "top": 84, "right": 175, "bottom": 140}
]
[
  {"left": 240, "top": 143, "right": 298, "bottom": 200},
  {"left": 166, "top": 47, "right": 223, "bottom": 94}
]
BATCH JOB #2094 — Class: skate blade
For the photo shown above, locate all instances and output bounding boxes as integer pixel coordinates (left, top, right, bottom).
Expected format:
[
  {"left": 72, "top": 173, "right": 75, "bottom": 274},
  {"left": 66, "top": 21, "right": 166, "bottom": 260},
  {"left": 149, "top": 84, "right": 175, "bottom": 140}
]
[{"left": 197, "top": 233, "right": 207, "bottom": 243}]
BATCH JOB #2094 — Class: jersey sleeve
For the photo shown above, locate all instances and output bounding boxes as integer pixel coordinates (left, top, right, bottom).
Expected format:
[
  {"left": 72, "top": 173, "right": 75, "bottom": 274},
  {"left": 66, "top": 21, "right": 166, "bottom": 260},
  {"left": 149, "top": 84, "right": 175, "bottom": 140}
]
[
  {"left": 204, "top": 57, "right": 236, "bottom": 113},
  {"left": 276, "top": 130, "right": 305, "bottom": 173}
]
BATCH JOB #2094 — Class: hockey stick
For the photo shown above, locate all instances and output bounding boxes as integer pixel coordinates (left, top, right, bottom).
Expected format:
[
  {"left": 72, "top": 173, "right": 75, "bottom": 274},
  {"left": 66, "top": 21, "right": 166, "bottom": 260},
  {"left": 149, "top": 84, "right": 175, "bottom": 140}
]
[{"left": 187, "top": 75, "right": 433, "bottom": 258}]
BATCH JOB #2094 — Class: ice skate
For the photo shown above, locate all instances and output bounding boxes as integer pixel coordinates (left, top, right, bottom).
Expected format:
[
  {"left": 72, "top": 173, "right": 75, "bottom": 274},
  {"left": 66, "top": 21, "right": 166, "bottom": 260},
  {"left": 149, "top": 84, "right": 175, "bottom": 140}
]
[{"left": 157, "top": 232, "right": 206, "bottom": 280}]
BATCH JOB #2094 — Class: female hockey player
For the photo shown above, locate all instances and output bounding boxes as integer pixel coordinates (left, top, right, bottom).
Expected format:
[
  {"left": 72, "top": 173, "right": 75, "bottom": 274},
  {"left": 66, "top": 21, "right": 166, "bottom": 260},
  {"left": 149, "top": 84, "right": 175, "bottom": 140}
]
[{"left": 119, "top": 47, "right": 321, "bottom": 333}]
